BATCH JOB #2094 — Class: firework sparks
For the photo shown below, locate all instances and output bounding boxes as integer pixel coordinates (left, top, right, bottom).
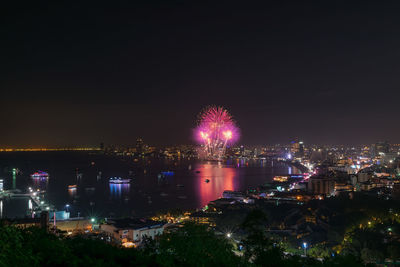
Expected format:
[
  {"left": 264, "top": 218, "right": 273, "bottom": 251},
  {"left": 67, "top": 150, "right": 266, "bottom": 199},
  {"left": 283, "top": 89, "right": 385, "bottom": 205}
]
[{"left": 195, "top": 106, "right": 240, "bottom": 160}]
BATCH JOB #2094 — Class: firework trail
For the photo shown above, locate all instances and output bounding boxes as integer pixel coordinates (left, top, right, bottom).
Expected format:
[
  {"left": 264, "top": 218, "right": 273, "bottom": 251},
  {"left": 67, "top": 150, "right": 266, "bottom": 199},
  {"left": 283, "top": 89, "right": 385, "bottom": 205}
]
[{"left": 194, "top": 106, "right": 240, "bottom": 160}]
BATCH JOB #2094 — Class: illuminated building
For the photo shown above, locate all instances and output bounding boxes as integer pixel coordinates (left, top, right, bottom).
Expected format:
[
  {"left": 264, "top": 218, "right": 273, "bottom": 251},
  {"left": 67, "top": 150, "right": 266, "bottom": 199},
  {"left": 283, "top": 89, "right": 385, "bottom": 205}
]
[
  {"left": 334, "top": 182, "right": 354, "bottom": 195},
  {"left": 136, "top": 138, "right": 144, "bottom": 154},
  {"left": 358, "top": 171, "right": 373, "bottom": 183},
  {"left": 54, "top": 219, "right": 93, "bottom": 234},
  {"left": 291, "top": 138, "right": 304, "bottom": 158},
  {"left": 188, "top": 211, "right": 217, "bottom": 226},
  {"left": 308, "top": 176, "right": 335, "bottom": 195},
  {"left": 291, "top": 138, "right": 300, "bottom": 154},
  {"left": 100, "top": 218, "right": 165, "bottom": 246},
  {"left": 299, "top": 141, "right": 304, "bottom": 157},
  {"left": 2, "top": 211, "right": 49, "bottom": 231},
  {"left": 372, "top": 141, "right": 390, "bottom": 157}
]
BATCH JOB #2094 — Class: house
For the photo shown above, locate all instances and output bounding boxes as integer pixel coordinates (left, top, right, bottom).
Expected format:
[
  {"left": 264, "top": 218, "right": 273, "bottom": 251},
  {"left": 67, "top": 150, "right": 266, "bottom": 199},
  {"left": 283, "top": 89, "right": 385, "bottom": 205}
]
[
  {"left": 100, "top": 218, "right": 165, "bottom": 247},
  {"left": 1, "top": 211, "right": 49, "bottom": 231},
  {"left": 188, "top": 211, "right": 218, "bottom": 226}
]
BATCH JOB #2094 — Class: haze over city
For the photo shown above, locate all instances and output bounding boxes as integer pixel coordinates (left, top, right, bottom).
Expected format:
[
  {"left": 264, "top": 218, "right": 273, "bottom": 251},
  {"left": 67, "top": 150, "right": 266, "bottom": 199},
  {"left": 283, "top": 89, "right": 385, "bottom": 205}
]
[{"left": 2, "top": 1, "right": 400, "bottom": 147}]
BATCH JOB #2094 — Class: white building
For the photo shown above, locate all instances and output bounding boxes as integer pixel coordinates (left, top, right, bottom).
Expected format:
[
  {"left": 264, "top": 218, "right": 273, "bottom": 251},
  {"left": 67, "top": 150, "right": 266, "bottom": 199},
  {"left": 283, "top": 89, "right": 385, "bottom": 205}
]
[{"left": 100, "top": 218, "right": 165, "bottom": 247}]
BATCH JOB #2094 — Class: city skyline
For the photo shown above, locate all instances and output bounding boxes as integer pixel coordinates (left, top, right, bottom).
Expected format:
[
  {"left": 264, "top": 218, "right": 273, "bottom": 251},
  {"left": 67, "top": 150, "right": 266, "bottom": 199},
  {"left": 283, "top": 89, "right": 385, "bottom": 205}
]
[
  {"left": 2, "top": 2, "right": 400, "bottom": 146},
  {"left": 2, "top": 2, "right": 400, "bottom": 264}
]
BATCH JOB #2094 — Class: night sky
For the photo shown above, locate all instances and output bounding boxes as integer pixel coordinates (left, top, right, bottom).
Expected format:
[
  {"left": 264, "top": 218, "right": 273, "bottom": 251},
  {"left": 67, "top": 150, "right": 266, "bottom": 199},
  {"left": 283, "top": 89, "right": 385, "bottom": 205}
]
[{"left": 2, "top": 2, "right": 400, "bottom": 147}]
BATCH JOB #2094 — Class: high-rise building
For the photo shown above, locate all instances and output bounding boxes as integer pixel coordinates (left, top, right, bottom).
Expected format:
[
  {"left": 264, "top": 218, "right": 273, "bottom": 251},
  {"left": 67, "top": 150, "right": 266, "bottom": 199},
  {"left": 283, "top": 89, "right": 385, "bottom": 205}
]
[
  {"left": 308, "top": 176, "right": 335, "bottom": 195},
  {"left": 240, "top": 145, "right": 245, "bottom": 156},
  {"left": 299, "top": 141, "right": 304, "bottom": 157},
  {"left": 290, "top": 138, "right": 304, "bottom": 158},
  {"left": 375, "top": 141, "right": 390, "bottom": 154},
  {"left": 136, "top": 138, "right": 144, "bottom": 154},
  {"left": 290, "top": 138, "right": 300, "bottom": 154}
]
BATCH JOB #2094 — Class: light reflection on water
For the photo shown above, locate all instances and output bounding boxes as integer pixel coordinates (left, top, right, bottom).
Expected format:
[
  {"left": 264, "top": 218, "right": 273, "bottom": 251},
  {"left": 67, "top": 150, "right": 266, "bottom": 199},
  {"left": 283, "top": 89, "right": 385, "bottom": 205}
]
[
  {"left": 68, "top": 188, "right": 77, "bottom": 198},
  {"left": 109, "top": 183, "right": 131, "bottom": 199},
  {"left": 0, "top": 152, "right": 301, "bottom": 218},
  {"left": 197, "top": 163, "right": 236, "bottom": 207},
  {"left": 32, "top": 178, "right": 48, "bottom": 190}
]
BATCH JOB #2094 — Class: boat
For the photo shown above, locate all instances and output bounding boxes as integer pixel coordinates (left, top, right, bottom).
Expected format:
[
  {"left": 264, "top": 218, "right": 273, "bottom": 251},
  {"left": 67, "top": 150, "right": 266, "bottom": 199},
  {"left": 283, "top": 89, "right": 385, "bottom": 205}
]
[
  {"left": 160, "top": 192, "right": 168, "bottom": 197},
  {"left": 195, "top": 171, "right": 201, "bottom": 173},
  {"left": 160, "top": 171, "right": 174, "bottom": 176},
  {"left": 205, "top": 179, "right": 210, "bottom": 183},
  {"left": 178, "top": 195, "right": 187, "bottom": 199},
  {"left": 109, "top": 177, "right": 131, "bottom": 184},
  {"left": 176, "top": 184, "right": 184, "bottom": 188},
  {"left": 30, "top": 171, "right": 49, "bottom": 179},
  {"left": 68, "top": 185, "right": 77, "bottom": 189},
  {"left": 273, "top": 176, "right": 289, "bottom": 182}
]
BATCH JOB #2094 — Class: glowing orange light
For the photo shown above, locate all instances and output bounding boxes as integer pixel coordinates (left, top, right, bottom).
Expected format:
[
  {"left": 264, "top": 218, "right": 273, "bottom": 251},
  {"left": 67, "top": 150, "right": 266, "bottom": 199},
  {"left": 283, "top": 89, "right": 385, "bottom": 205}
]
[
  {"left": 223, "top": 130, "right": 232, "bottom": 140},
  {"left": 200, "top": 131, "right": 209, "bottom": 140}
]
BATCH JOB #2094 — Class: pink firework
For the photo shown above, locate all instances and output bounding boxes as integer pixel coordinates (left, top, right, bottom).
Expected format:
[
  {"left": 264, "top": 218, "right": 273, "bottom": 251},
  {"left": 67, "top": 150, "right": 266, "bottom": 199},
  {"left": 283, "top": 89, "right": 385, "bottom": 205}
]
[{"left": 194, "top": 106, "right": 240, "bottom": 159}]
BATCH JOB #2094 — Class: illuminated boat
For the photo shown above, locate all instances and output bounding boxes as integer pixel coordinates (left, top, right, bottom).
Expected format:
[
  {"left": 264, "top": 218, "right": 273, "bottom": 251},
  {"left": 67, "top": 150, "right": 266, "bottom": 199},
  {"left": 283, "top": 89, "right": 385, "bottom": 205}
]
[
  {"left": 273, "top": 176, "right": 288, "bottom": 182},
  {"left": 68, "top": 184, "right": 77, "bottom": 189},
  {"left": 160, "top": 171, "right": 174, "bottom": 176},
  {"left": 30, "top": 171, "right": 49, "bottom": 179},
  {"left": 109, "top": 177, "right": 131, "bottom": 184}
]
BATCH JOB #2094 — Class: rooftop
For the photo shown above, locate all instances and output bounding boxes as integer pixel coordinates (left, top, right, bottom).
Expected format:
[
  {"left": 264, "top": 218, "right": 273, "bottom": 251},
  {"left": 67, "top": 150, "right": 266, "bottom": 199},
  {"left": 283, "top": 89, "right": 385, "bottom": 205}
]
[{"left": 105, "top": 218, "right": 165, "bottom": 230}]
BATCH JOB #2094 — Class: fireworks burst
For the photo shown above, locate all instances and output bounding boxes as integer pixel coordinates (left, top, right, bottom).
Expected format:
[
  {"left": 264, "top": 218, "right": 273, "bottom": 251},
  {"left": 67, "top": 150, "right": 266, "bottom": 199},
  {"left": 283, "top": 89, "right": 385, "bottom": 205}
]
[{"left": 195, "top": 106, "right": 240, "bottom": 160}]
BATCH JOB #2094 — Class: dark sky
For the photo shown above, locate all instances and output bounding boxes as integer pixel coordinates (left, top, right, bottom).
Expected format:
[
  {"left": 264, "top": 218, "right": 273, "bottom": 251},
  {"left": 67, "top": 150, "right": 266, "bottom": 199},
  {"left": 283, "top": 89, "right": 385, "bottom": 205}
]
[{"left": 1, "top": 1, "right": 400, "bottom": 147}]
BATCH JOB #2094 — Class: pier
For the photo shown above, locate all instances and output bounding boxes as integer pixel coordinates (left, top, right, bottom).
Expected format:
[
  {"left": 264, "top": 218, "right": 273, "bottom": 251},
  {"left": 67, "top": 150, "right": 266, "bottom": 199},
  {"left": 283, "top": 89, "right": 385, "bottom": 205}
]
[{"left": 0, "top": 189, "right": 51, "bottom": 213}]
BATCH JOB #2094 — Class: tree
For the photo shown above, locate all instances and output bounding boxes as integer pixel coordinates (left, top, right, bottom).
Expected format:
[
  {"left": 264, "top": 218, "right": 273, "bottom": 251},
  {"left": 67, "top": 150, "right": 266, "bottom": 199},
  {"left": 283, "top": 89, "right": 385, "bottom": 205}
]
[
  {"left": 240, "top": 209, "right": 287, "bottom": 266},
  {"left": 153, "top": 222, "right": 246, "bottom": 266}
]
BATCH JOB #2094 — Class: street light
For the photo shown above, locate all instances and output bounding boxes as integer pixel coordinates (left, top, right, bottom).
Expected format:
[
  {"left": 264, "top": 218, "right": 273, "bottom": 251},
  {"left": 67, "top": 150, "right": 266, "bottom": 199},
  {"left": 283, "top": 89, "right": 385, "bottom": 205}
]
[
  {"left": 303, "top": 242, "right": 308, "bottom": 256},
  {"left": 226, "top": 233, "right": 232, "bottom": 238},
  {"left": 65, "top": 204, "right": 70, "bottom": 212}
]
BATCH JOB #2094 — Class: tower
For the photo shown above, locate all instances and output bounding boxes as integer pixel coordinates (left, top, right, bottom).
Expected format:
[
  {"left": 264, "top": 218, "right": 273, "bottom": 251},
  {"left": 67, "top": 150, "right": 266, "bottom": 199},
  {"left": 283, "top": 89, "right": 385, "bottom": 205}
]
[{"left": 136, "top": 138, "right": 144, "bottom": 154}]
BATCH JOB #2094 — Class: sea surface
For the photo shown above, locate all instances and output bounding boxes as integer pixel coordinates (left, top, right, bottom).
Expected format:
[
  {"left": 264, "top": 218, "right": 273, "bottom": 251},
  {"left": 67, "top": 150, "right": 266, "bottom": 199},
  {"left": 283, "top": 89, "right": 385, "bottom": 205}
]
[{"left": 0, "top": 152, "right": 301, "bottom": 218}]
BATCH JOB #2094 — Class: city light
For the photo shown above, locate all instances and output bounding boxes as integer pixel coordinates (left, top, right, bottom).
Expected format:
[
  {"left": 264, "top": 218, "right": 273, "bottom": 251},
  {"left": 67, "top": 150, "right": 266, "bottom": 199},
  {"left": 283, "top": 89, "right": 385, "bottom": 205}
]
[{"left": 303, "top": 242, "right": 308, "bottom": 256}]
